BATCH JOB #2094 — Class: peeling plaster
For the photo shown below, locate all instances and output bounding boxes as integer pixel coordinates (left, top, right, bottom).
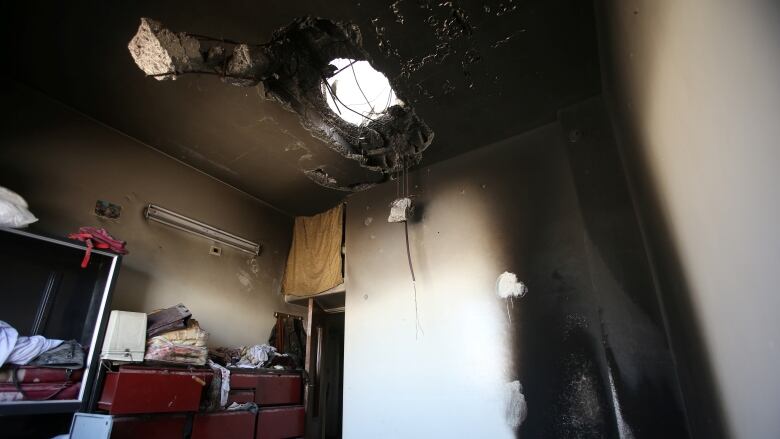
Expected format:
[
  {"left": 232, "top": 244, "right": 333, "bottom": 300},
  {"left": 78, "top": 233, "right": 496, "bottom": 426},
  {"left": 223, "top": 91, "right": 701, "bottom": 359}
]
[
  {"left": 246, "top": 257, "right": 260, "bottom": 275},
  {"left": 505, "top": 380, "right": 528, "bottom": 429},
  {"left": 237, "top": 269, "right": 254, "bottom": 291},
  {"left": 496, "top": 271, "right": 527, "bottom": 299}
]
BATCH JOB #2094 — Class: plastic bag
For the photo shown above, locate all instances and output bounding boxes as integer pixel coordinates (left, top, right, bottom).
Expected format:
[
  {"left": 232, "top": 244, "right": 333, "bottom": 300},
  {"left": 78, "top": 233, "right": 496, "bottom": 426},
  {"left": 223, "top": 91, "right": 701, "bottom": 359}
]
[
  {"left": 387, "top": 197, "right": 413, "bottom": 223},
  {"left": 0, "top": 187, "right": 38, "bottom": 228}
]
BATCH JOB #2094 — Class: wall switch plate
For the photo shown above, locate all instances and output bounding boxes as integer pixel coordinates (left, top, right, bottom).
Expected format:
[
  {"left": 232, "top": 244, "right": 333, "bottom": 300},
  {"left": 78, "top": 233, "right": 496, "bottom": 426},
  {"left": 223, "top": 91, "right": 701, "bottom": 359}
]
[{"left": 209, "top": 246, "right": 222, "bottom": 256}]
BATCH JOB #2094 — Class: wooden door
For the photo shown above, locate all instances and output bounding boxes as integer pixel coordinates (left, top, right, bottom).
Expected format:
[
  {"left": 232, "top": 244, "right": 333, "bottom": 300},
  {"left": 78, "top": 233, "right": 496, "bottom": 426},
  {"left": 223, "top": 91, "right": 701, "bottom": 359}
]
[{"left": 305, "top": 298, "right": 325, "bottom": 438}]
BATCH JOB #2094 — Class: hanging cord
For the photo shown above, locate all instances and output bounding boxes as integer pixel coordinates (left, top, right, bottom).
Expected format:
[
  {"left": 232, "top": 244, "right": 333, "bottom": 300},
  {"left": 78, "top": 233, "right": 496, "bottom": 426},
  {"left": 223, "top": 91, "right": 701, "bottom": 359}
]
[
  {"left": 396, "top": 167, "right": 400, "bottom": 199},
  {"left": 401, "top": 157, "right": 423, "bottom": 338},
  {"left": 406, "top": 157, "right": 411, "bottom": 197},
  {"left": 401, "top": 160, "right": 406, "bottom": 197},
  {"left": 351, "top": 62, "right": 376, "bottom": 116},
  {"left": 404, "top": 219, "right": 423, "bottom": 339}
]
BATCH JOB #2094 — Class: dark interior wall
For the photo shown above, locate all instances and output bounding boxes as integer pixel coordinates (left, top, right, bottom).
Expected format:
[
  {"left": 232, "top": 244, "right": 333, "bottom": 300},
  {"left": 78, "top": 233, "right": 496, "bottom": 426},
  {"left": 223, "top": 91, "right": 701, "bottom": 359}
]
[
  {"left": 318, "top": 312, "right": 345, "bottom": 439},
  {"left": 343, "top": 97, "right": 686, "bottom": 438},
  {"left": 595, "top": 1, "right": 780, "bottom": 438},
  {"left": 0, "top": 82, "right": 300, "bottom": 347}
]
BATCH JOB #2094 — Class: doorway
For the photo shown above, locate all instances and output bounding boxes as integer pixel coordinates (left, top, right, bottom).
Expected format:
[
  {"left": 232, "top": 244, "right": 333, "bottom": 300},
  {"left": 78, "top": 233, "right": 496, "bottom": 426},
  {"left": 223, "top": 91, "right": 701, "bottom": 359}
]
[{"left": 304, "top": 293, "right": 345, "bottom": 439}]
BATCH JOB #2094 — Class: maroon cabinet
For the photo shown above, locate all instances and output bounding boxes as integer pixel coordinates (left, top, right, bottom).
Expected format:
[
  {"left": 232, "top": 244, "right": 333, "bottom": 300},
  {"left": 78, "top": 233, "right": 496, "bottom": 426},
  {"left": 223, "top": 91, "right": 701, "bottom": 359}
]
[
  {"left": 192, "top": 411, "right": 256, "bottom": 439},
  {"left": 227, "top": 389, "right": 256, "bottom": 405},
  {"left": 256, "top": 406, "right": 305, "bottom": 439},
  {"left": 110, "top": 415, "right": 186, "bottom": 439},
  {"left": 228, "top": 370, "right": 304, "bottom": 438},
  {"left": 98, "top": 366, "right": 212, "bottom": 415},
  {"left": 230, "top": 370, "right": 302, "bottom": 406},
  {"left": 98, "top": 367, "right": 302, "bottom": 438}
]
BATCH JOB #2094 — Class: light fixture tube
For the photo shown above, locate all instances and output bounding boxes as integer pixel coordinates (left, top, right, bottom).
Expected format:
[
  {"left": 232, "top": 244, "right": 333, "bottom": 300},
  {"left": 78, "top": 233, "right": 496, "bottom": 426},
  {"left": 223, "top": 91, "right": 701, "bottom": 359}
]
[{"left": 144, "top": 204, "right": 261, "bottom": 256}]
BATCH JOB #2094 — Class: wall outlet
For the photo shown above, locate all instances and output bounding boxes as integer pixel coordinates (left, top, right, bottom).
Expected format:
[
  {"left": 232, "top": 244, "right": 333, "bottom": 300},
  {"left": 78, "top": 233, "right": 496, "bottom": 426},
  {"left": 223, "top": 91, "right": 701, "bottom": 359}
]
[{"left": 209, "top": 246, "right": 222, "bottom": 256}]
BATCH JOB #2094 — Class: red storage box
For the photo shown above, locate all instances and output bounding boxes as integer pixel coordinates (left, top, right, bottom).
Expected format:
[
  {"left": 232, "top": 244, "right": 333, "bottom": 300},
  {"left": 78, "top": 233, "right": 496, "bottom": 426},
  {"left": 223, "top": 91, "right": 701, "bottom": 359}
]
[
  {"left": 256, "top": 405, "right": 304, "bottom": 439},
  {"left": 230, "top": 372, "right": 259, "bottom": 389},
  {"left": 230, "top": 370, "right": 302, "bottom": 406},
  {"left": 0, "top": 381, "right": 81, "bottom": 401},
  {"left": 192, "top": 411, "right": 256, "bottom": 439},
  {"left": 98, "top": 366, "right": 213, "bottom": 414},
  {"left": 255, "top": 374, "right": 302, "bottom": 406},
  {"left": 0, "top": 366, "right": 84, "bottom": 384},
  {"left": 110, "top": 414, "right": 186, "bottom": 439},
  {"left": 0, "top": 366, "right": 84, "bottom": 401},
  {"left": 228, "top": 389, "right": 255, "bottom": 405}
]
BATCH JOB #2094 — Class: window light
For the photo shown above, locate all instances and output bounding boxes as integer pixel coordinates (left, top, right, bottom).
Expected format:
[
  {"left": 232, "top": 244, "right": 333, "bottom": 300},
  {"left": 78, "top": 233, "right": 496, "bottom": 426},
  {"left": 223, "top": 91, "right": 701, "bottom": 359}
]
[{"left": 322, "top": 58, "right": 398, "bottom": 126}]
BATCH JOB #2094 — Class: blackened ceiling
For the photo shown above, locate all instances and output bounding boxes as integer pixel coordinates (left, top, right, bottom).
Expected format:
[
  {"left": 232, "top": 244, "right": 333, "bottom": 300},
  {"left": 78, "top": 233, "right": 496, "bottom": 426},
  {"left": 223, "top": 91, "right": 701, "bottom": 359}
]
[{"left": 2, "top": 0, "right": 600, "bottom": 215}]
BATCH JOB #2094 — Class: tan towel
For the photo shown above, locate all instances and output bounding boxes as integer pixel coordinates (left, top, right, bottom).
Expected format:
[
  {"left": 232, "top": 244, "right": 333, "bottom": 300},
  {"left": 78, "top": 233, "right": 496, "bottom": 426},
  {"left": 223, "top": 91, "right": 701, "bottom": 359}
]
[{"left": 282, "top": 204, "right": 344, "bottom": 296}]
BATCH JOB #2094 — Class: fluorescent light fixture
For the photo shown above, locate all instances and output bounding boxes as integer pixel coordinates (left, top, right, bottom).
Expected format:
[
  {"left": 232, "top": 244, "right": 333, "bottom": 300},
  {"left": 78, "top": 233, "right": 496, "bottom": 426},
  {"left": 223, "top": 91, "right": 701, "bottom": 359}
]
[{"left": 144, "top": 204, "right": 261, "bottom": 256}]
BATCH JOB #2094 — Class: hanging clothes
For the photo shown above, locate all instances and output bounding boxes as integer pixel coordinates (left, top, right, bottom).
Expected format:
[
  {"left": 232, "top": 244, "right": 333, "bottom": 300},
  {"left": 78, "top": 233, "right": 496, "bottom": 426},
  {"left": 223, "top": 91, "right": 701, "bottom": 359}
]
[
  {"left": 281, "top": 204, "right": 344, "bottom": 296},
  {"left": 0, "top": 321, "right": 63, "bottom": 367},
  {"left": 268, "top": 316, "right": 306, "bottom": 369}
]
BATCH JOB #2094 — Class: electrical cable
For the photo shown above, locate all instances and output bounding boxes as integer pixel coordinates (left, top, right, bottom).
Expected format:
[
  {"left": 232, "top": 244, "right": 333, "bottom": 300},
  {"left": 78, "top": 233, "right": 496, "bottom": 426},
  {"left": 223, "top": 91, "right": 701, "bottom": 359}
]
[
  {"left": 322, "top": 75, "right": 392, "bottom": 127},
  {"left": 401, "top": 157, "right": 423, "bottom": 338},
  {"left": 331, "top": 59, "right": 359, "bottom": 76},
  {"left": 396, "top": 169, "right": 400, "bottom": 198},
  {"left": 404, "top": 219, "right": 422, "bottom": 339},
  {"left": 351, "top": 62, "right": 376, "bottom": 115}
]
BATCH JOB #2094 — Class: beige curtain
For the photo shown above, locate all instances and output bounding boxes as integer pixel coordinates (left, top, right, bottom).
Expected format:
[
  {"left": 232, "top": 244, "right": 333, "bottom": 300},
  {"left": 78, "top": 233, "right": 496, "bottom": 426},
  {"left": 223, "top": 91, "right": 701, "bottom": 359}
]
[{"left": 282, "top": 204, "right": 344, "bottom": 296}]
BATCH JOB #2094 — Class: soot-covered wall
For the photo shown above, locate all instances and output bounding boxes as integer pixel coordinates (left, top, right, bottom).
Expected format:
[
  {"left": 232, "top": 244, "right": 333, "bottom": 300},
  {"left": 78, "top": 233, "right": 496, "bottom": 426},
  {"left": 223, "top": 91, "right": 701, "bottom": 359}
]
[
  {"left": 597, "top": 1, "right": 780, "bottom": 437},
  {"left": 343, "top": 97, "right": 688, "bottom": 438},
  {"left": 0, "top": 82, "right": 299, "bottom": 347}
]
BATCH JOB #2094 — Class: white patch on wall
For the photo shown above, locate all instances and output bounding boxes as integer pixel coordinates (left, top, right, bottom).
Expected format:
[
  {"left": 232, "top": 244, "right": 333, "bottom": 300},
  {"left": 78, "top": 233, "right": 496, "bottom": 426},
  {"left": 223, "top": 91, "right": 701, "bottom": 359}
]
[
  {"left": 505, "top": 380, "right": 528, "bottom": 429},
  {"left": 237, "top": 269, "right": 254, "bottom": 291},
  {"left": 496, "top": 271, "right": 528, "bottom": 299},
  {"left": 387, "top": 197, "right": 413, "bottom": 223}
]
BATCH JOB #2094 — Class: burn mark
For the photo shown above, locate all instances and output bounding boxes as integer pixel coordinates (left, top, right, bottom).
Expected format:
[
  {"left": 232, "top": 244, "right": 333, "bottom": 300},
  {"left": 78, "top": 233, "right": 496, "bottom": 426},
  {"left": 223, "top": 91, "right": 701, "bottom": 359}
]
[
  {"left": 370, "top": 1, "right": 522, "bottom": 101},
  {"left": 371, "top": 0, "right": 478, "bottom": 86},
  {"left": 390, "top": 0, "right": 406, "bottom": 24},
  {"left": 304, "top": 168, "right": 376, "bottom": 192},
  {"left": 490, "top": 30, "right": 525, "bottom": 49},
  {"left": 553, "top": 351, "right": 610, "bottom": 439},
  {"left": 129, "top": 17, "right": 433, "bottom": 191}
]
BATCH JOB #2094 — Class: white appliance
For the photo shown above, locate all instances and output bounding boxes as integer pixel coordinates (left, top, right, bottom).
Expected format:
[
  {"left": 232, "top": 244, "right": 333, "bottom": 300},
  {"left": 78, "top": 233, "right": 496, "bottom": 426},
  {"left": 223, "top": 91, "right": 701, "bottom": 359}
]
[
  {"left": 100, "top": 311, "right": 146, "bottom": 362},
  {"left": 69, "top": 413, "right": 113, "bottom": 438}
]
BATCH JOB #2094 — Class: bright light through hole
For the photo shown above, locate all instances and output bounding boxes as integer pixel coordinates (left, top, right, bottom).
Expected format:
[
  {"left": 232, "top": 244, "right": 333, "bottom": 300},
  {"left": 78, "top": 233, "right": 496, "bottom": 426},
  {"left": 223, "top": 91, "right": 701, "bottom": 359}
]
[{"left": 322, "top": 58, "right": 398, "bottom": 126}]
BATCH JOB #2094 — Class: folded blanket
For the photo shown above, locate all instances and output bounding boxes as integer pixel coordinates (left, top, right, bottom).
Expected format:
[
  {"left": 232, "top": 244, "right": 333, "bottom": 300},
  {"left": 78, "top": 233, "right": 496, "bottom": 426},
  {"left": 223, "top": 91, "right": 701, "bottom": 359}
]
[
  {"left": 147, "top": 303, "right": 191, "bottom": 337},
  {"left": 144, "top": 319, "right": 209, "bottom": 366}
]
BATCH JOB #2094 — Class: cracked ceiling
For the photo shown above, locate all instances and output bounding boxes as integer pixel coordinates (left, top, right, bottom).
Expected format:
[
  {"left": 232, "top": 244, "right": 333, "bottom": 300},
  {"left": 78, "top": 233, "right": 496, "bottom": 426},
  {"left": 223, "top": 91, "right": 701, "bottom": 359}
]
[{"left": 1, "top": 0, "right": 600, "bottom": 215}]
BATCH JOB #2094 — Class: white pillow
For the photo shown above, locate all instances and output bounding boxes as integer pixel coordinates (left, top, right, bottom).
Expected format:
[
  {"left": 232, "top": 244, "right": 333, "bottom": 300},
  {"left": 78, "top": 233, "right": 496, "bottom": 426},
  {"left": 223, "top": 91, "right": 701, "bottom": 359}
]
[{"left": 0, "top": 186, "right": 38, "bottom": 228}]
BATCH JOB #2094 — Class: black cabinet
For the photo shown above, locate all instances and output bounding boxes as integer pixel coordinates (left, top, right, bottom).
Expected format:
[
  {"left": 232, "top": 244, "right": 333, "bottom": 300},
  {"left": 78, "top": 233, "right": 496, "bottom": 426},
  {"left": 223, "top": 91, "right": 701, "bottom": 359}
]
[{"left": 0, "top": 228, "right": 121, "bottom": 416}]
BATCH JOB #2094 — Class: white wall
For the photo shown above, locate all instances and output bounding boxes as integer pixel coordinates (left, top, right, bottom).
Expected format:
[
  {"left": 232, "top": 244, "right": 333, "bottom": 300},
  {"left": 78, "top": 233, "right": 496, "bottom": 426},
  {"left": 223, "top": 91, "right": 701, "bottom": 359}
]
[
  {"left": 342, "top": 152, "right": 518, "bottom": 439},
  {"left": 598, "top": 1, "right": 780, "bottom": 437},
  {"left": 0, "top": 82, "right": 301, "bottom": 348},
  {"left": 341, "top": 119, "right": 641, "bottom": 438}
]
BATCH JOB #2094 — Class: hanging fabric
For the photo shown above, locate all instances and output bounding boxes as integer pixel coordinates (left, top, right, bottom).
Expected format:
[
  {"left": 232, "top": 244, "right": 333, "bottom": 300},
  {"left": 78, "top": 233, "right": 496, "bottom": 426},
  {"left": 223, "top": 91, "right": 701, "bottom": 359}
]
[
  {"left": 281, "top": 204, "right": 344, "bottom": 296},
  {"left": 268, "top": 314, "right": 306, "bottom": 369}
]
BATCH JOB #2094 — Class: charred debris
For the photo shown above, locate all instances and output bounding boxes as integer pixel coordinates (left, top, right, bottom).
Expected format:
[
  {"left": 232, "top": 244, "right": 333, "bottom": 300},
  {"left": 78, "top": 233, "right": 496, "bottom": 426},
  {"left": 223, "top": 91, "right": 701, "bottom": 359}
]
[{"left": 128, "top": 16, "right": 434, "bottom": 192}]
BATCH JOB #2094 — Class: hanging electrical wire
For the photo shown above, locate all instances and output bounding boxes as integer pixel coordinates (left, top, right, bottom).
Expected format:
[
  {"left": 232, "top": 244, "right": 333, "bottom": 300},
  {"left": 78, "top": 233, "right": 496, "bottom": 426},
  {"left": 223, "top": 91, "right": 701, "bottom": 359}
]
[
  {"left": 396, "top": 156, "right": 422, "bottom": 338},
  {"left": 405, "top": 217, "right": 422, "bottom": 339}
]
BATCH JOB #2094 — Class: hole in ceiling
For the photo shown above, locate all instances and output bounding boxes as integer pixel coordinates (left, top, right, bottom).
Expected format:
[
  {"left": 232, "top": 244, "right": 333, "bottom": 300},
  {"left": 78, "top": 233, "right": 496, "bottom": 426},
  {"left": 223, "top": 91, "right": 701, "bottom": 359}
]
[
  {"left": 128, "top": 17, "right": 433, "bottom": 191},
  {"left": 322, "top": 58, "right": 398, "bottom": 126}
]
